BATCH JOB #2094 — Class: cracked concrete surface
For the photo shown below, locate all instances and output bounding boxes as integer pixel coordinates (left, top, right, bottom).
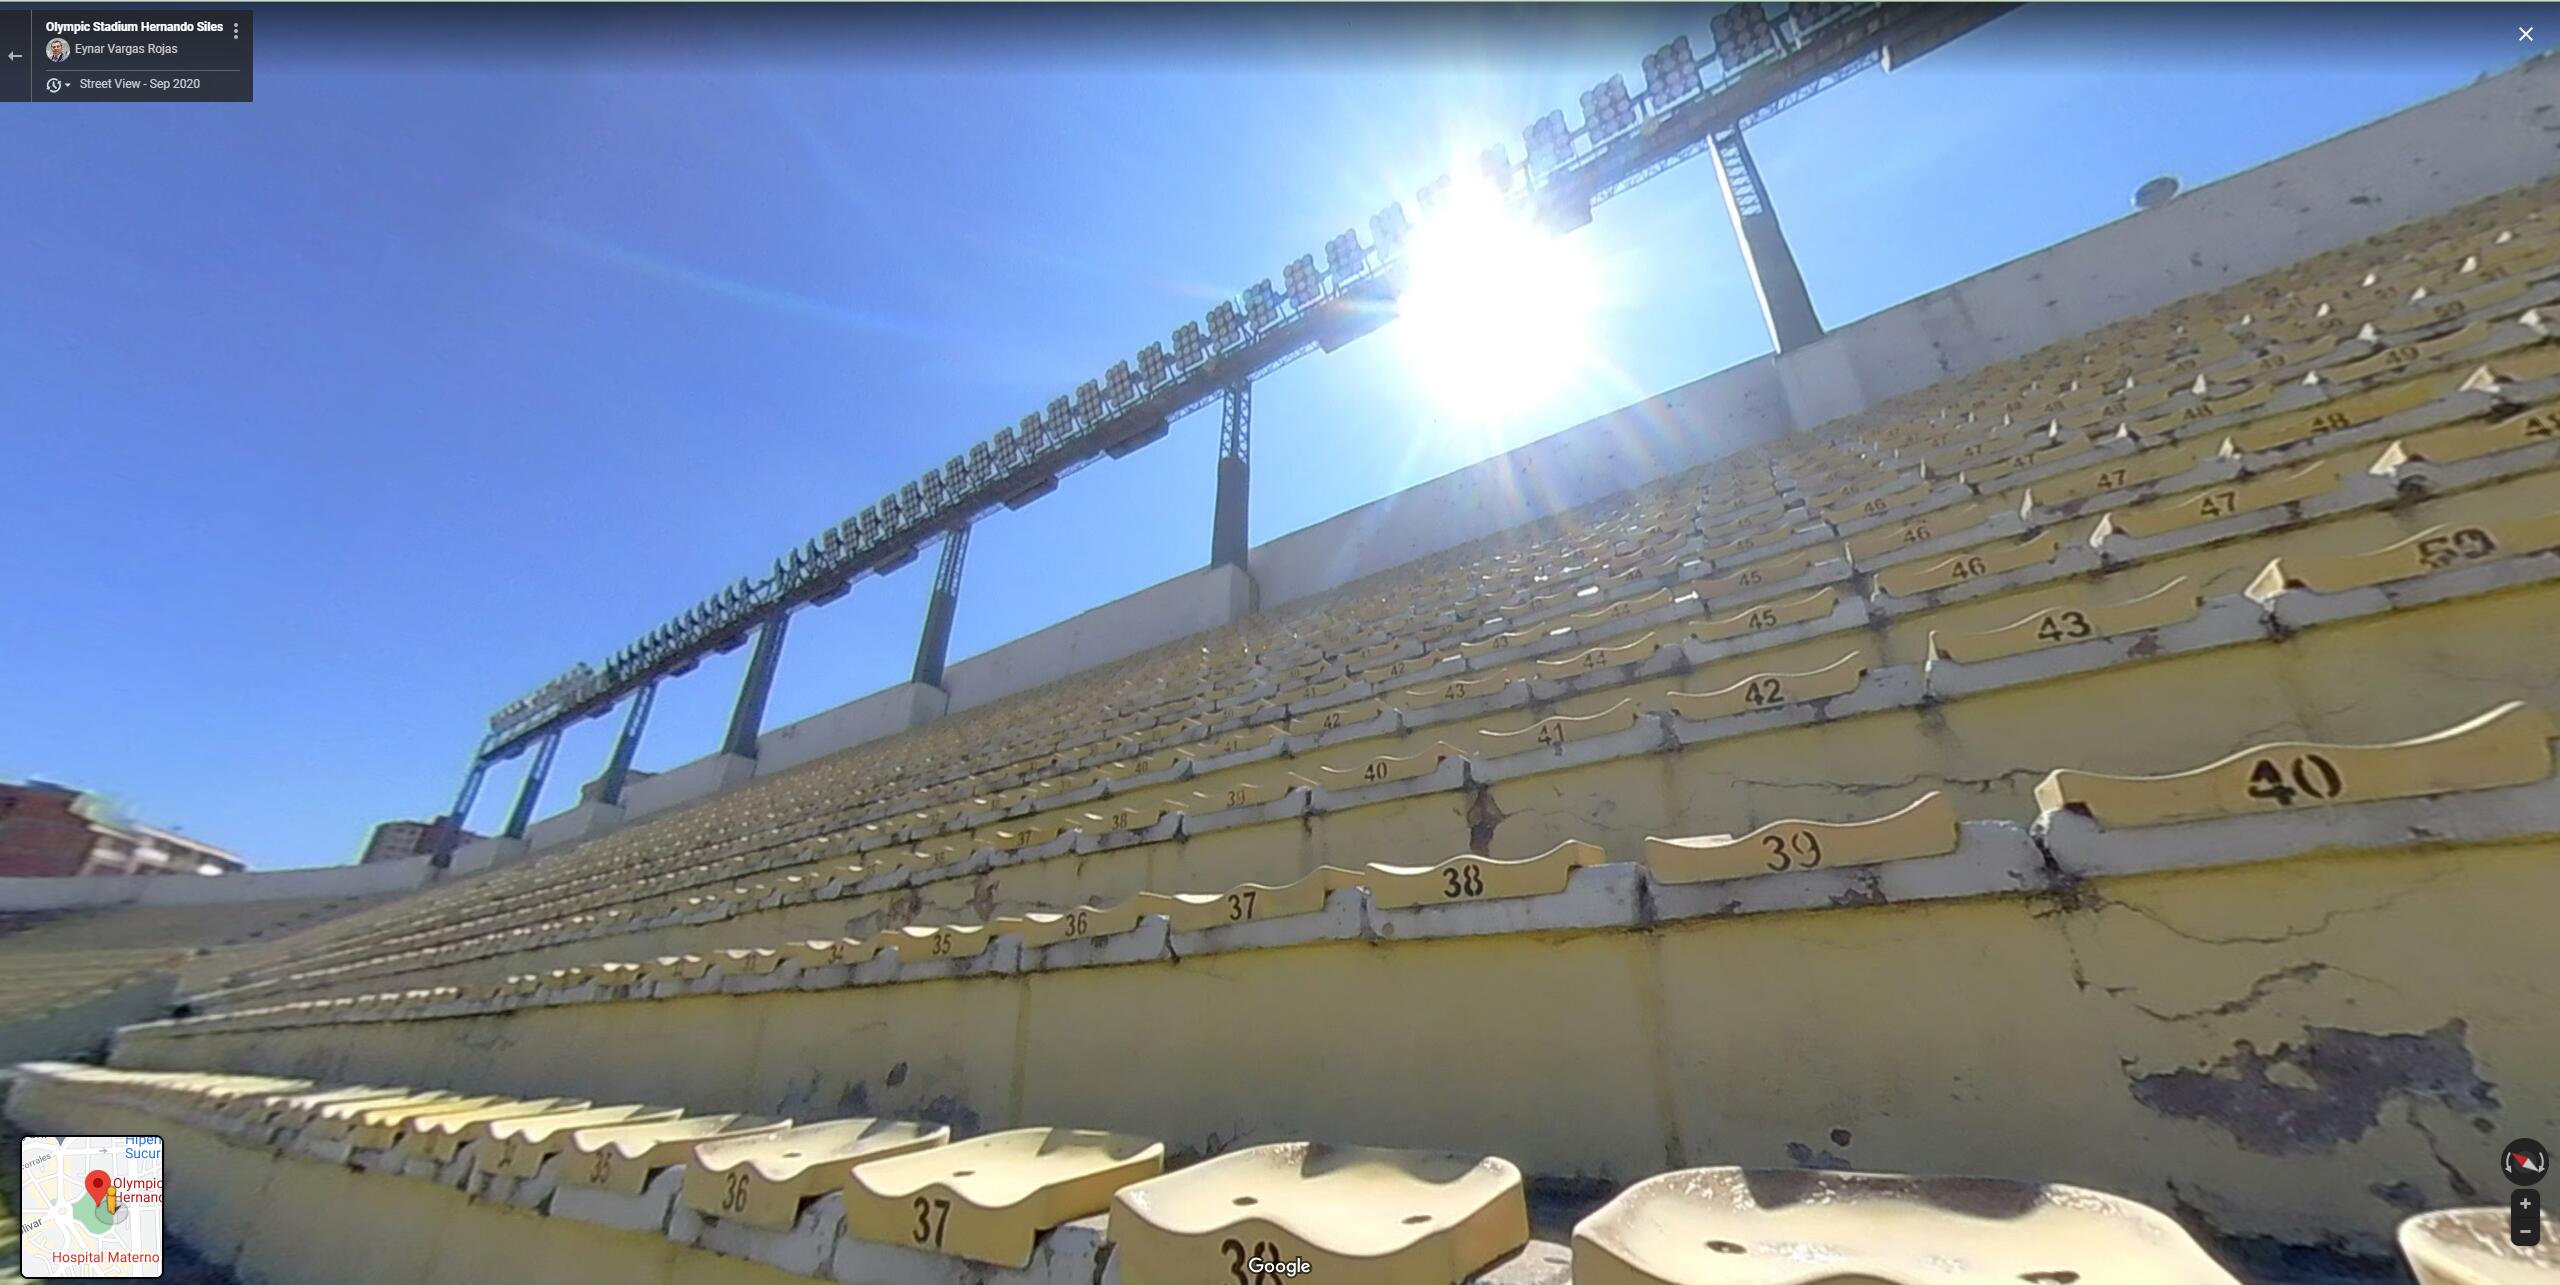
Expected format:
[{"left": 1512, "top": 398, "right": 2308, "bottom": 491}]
[{"left": 2126, "top": 1019, "right": 2497, "bottom": 1154}]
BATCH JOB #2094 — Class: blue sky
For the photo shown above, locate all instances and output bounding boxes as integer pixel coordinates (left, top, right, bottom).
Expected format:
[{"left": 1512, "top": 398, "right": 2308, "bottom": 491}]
[{"left": 0, "top": 5, "right": 2540, "bottom": 868}]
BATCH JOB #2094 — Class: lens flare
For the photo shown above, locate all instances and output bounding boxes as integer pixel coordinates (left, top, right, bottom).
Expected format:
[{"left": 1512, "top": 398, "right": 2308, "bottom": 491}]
[{"left": 1391, "top": 174, "right": 1600, "bottom": 424}]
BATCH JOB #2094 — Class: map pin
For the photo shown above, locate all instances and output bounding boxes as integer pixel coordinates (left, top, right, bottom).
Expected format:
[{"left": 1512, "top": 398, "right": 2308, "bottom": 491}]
[{"left": 85, "top": 1169, "right": 110, "bottom": 1206}]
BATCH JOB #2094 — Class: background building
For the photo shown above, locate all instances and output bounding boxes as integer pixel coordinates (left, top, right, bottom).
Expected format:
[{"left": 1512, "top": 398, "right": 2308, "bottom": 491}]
[
  {"left": 0, "top": 780, "right": 249, "bottom": 878},
  {"left": 357, "top": 818, "right": 481, "bottom": 865}
]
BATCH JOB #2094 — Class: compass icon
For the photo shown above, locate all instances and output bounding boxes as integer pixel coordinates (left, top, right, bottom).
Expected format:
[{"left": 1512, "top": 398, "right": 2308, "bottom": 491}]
[{"left": 2508, "top": 1138, "right": 2549, "bottom": 1186}]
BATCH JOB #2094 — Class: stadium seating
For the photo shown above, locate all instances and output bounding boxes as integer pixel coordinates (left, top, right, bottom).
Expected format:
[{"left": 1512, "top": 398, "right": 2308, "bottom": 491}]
[
  {"left": 14, "top": 153, "right": 2560, "bottom": 1285},
  {"left": 0, "top": 896, "right": 393, "bottom": 1061},
  {"left": 15, "top": 1063, "right": 2551, "bottom": 1285}
]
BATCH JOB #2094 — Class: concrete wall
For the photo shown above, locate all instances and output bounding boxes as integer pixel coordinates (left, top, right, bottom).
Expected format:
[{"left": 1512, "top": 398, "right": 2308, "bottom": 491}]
[
  {"left": 618, "top": 752, "right": 755, "bottom": 823},
  {"left": 939, "top": 563, "right": 1257, "bottom": 715},
  {"left": 107, "top": 836, "right": 2560, "bottom": 1254},
  {"left": 0, "top": 858, "right": 433, "bottom": 913},
  {"left": 755, "top": 682, "right": 948, "bottom": 775},
  {"left": 500, "top": 53, "right": 2560, "bottom": 856},
  {"left": 1246, "top": 358, "right": 1795, "bottom": 609}
]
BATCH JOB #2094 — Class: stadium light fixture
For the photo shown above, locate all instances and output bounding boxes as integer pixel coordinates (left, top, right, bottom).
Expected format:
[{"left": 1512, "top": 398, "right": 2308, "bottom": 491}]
[
  {"left": 1325, "top": 230, "right": 1367, "bottom": 284},
  {"left": 1206, "top": 300, "right": 1244, "bottom": 352},
  {"left": 1642, "top": 35, "right": 1705, "bottom": 104},
  {"left": 1522, "top": 110, "right": 1574, "bottom": 179},
  {"left": 1284, "top": 256, "right": 1321, "bottom": 309},
  {"left": 1579, "top": 74, "right": 1639, "bottom": 144}
]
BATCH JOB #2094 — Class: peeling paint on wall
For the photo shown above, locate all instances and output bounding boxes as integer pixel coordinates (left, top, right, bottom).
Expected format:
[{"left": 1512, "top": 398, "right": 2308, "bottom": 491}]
[{"left": 2127, "top": 1019, "right": 2497, "bottom": 1154}]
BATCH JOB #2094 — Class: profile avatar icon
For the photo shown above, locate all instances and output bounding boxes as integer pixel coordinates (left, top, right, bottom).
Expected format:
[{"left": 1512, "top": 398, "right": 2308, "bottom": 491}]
[{"left": 45, "top": 37, "right": 70, "bottom": 63}]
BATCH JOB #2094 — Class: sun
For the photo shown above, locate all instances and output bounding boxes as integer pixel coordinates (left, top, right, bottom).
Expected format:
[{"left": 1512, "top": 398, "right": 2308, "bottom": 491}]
[{"left": 1390, "top": 173, "right": 1601, "bottom": 424}]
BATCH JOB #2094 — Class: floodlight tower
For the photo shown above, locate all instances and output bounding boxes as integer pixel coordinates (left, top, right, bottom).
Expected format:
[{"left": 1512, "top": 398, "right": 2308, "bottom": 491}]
[
  {"left": 499, "top": 727, "right": 562, "bottom": 841},
  {"left": 436, "top": 4, "right": 2015, "bottom": 869},
  {"left": 1713, "top": 127, "right": 1825, "bottom": 352},
  {"left": 593, "top": 678, "right": 658, "bottom": 809},
  {"left": 721, "top": 613, "right": 791, "bottom": 760},
  {"left": 911, "top": 526, "right": 970, "bottom": 689},
  {"left": 1209, "top": 381, "right": 1251, "bottom": 568}
]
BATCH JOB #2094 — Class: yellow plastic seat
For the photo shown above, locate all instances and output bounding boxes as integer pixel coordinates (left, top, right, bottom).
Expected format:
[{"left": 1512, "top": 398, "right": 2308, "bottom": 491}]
[
  {"left": 1929, "top": 579, "right": 2199, "bottom": 664},
  {"left": 394, "top": 1096, "right": 588, "bottom": 1162},
  {"left": 562, "top": 1113, "right": 791, "bottom": 1195},
  {"left": 2247, "top": 511, "right": 2560, "bottom": 599},
  {"left": 2022, "top": 440, "right": 2209, "bottom": 511},
  {"left": 1663, "top": 651, "right": 1867, "bottom": 723},
  {"left": 1404, "top": 673, "right": 1524, "bottom": 711},
  {"left": 1363, "top": 840, "right": 1600, "bottom": 909},
  {"left": 1164, "top": 778, "right": 1294, "bottom": 814},
  {"left": 1646, "top": 793, "right": 1959, "bottom": 882},
  {"left": 1164, "top": 869, "right": 1346, "bottom": 933},
  {"left": 2090, "top": 458, "right": 2344, "bottom": 541},
  {"left": 2398, "top": 1207, "right": 2558, "bottom": 1285},
  {"left": 1109, "top": 1142, "right": 1530, "bottom": 1285},
  {"left": 1300, "top": 745, "right": 1458, "bottom": 790},
  {"left": 1535, "top": 634, "right": 1660, "bottom": 676},
  {"left": 1572, "top": 1167, "right": 2240, "bottom": 1285},
  {"left": 1691, "top": 587, "right": 1838, "bottom": 643},
  {"left": 842, "top": 1127, "right": 1164, "bottom": 1267},
  {"left": 876, "top": 923, "right": 994, "bottom": 961},
  {"left": 682, "top": 1116, "right": 949, "bottom": 1228},
  {"left": 1844, "top": 502, "right": 1988, "bottom": 562},
  {"left": 290, "top": 1088, "right": 448, "bottom": 1139},
  {"left": 484, "top": 1104, "right": 686, "bottom": 1178},
  {"left": 2221, "top": 371, "right": 2455, "bottom": 454},
  {"left": 2035, "top": 701, "right": 2556, "bottom": 827},
  {"left": 780, "top": 938, "right": 875, "bottom": 970},
  {"left": 1473, "top": 700, "right": 1646, "bottom": 758},
  {"left": 1687, "top": 549, "right": 1820, "bottom": 604},
  {"left": 1873, "top": 531, "right": 2064, "bottom": 598},
  {"left": 2371, "top": 396, "right": 2560, "bottom": 468},
  {"left": 1005, "top": 894, "right": 1169, "bottom": 947}
]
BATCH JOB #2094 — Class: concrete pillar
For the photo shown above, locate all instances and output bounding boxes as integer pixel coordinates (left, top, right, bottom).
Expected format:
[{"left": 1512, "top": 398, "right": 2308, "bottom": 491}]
[
  {"left": 1713, "top": 128, "right": 1825, "bottom": 353},
  {"left": 499, "top": 729, "right": 561, "bottom": 842},
  {"left": 721, "top": 615, "right": 789, "bottom": 761},
  {"left": 429, "top": 758, "right": 490, "bottom": 869},
  {"left": 595, "top": 679, "right": 657, "bottom": 808},
  {"left": 912, "top": 528, "right": 969, "bottom": 690},
  {"left": 1210, "top": 380, "right": 1252, "bottom": 569}
]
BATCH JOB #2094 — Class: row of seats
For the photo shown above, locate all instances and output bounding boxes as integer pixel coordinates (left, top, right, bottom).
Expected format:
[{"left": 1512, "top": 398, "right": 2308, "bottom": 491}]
[
  {"left": 195, "top": 177, "right": 2560, "bottom": 1008},
  {"left": 0, "top": 896, "right": 389, "bottom": 1026},
  {"left": 196, "top": 389, "right": 2560, "bottom": 1008},
  {"left": 142, "top": 696, "right": 2558, "bottom": 1034},
  {"left": 20, "top": 1060, "right": 2539, "bottom": 1285}
]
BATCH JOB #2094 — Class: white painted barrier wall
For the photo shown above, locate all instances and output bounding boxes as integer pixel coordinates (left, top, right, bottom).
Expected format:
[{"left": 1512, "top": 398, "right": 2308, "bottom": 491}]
[
  {"left": 503, "top": 53, "right": 2560, "bottom": 856},
  {"left": 938, "top": 563, "right": 1257, "bottom": 715}
]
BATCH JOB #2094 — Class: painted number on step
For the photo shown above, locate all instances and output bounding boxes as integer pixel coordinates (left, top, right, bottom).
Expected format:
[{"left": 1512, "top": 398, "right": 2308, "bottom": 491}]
[
  {"left": 720, "top": 1169, "right": 751, "bottom": 1213},
  {"left": 1227, "top": 889, "right": 1258, "bottom": 921},
  {"left": 2416, "top": 527, "right": 2498, "bottom": 569},
  {"left": 2032, "top": 610, "right": 2094, "bottom": 644},
  {"left": 1440, "top": 863, "right": 1486, "bottom": 899},
  {"left": 1762, "top": 829, "right": 1825, "bottom": 872},
  {"left": 2244, "top": 753, "right": 2344, "bottom": 807}
]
